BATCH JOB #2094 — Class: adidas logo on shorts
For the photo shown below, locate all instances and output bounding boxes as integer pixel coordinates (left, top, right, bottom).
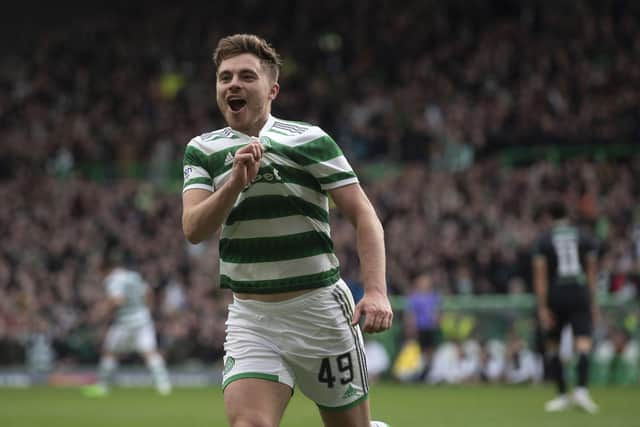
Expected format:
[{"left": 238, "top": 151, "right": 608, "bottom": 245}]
[{"left": 342, "top": 384, "right": 358, "bottom": 400}]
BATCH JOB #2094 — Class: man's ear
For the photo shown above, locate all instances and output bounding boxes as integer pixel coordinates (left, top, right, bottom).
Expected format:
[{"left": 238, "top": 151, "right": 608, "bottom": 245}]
[{"left": 269, "top": 82, "right": 280, "bottom": 101}]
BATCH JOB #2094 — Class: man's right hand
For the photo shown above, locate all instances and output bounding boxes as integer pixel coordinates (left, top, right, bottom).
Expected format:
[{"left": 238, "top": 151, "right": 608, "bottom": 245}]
[{"left": 228, "top": 140, "right": 263, "bottom": 191}]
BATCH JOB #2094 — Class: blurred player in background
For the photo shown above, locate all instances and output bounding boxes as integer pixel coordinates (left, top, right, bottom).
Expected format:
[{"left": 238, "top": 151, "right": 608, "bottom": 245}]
[
  {"left": 404, "top": 272, "right": 441, "bottom": 380},
  {"left": 83, "top": 250, "right": 172, "bottom": 397},
  {"left": 533, "top": 199, "right": 600, "bottom": 413},
  {"left": 181, "top": 34, "right": 392, "bottom": 427}
]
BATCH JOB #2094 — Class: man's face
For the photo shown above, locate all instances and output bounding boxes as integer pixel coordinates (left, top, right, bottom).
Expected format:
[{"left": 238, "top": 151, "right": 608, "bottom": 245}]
[{"left": 216, "top": 53, "right": 279, "bottom": 136}]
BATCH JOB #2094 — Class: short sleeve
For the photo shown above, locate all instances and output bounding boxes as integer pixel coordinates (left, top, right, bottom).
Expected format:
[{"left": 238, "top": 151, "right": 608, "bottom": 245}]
[
  {"left": 298, "top": 133, "right": 359, "bottom": 191},
  {"left": 183, "top": 138, "right": 214, "bottom": 193}
]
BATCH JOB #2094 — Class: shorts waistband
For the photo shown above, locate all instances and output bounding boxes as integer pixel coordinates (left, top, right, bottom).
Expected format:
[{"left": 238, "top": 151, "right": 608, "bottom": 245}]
[{"left": 231, "top": 280, "right": 345, "bottom": 313}]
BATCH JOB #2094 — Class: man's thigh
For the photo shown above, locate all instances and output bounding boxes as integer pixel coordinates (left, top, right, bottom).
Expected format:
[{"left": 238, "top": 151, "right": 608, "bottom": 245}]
[
  {"left": 134, "top": 323, "right": 158, "bottom": 353},
  {"left": 290, "top": 342, "right": 369, "bottom": 411},
  {"left": 286, "top": 282, "right": 370, "bottom": 411},
  {"left": 104, "top": 325, "right": 132, "bottom": 353},
  {"left": 224, "top": 378, "right": 291, "bottom": 427},
  {"left": 319, "top": 398, "right": 370, "bottom": 427},
  {"left": 569, "top": 307, "right": 593, "bottom": 338}
]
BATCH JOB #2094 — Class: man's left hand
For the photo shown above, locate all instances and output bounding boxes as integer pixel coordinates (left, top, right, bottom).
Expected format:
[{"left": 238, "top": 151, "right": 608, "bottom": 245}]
[{"left": 351, "top": 290, "right": 393, "bottom": 333}]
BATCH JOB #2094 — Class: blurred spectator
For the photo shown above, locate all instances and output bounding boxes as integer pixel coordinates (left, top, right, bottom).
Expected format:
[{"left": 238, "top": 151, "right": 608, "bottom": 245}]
[
  {"left": 503, "top": 330, "right": 543, "bottom": 384},
  {"left": 479, "top": 339, "right": 506, "bottom": 383},
  {"left": 426, "top": 339, "right": 482, "bottom": 385},
  {"left": 593, "top": 325, "right": 639, "bottom": 385}
]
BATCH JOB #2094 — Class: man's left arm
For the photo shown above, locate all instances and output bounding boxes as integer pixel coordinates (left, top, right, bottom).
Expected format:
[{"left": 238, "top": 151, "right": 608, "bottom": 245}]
[
  {"left": 330, "top": 183, "right": 393, "bottom": 333},
  {"left": 533, "top": 254, "right": 553, "bottom": 330}
]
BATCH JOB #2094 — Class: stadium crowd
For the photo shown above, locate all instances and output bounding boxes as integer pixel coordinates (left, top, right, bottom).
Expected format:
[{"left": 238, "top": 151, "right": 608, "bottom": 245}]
[{"left": 0, "top": 0, "right": 639, "bottom": 369}]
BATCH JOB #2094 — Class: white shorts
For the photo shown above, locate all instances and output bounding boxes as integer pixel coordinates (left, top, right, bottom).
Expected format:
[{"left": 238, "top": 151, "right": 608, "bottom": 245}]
[
  {"left": 104, "top": 322, "right": 157, "bottom": 354},
  {"left": 222, "top": 280, "right": 369, "bottom": 411}
]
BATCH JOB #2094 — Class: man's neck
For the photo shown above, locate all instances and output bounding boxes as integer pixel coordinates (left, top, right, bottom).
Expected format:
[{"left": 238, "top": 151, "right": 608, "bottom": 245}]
[{"left": 232, "top": 114, "right": 270, "bottom": 138}]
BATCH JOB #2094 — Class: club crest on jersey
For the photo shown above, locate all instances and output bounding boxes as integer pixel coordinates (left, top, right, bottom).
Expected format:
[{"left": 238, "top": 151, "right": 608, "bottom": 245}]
[{"left": 259, "top": 136, "right": 272, "bottom": 149}]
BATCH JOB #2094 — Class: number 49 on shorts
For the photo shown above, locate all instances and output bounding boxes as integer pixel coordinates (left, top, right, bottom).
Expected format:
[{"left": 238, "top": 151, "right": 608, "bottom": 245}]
[{"left": 317, "top": 352, "right": 354, "bottom": 387}]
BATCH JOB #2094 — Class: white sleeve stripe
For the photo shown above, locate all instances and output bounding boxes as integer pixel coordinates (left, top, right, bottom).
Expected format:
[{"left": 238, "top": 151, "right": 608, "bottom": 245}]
[
  {"left": 321, "top": 177, "right": 359, "bottom": 191},
  {"left": 183, "top": 184, "right": 214, "bottom": 193}
]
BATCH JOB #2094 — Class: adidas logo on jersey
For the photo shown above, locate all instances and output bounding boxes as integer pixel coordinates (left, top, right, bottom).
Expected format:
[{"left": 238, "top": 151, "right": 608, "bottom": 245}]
[
  {"left": 342, "top": 384, "right": 358, "bottom": 400},
  {"left": 224, "top": 152, "right": 234, "bottom": 166}
]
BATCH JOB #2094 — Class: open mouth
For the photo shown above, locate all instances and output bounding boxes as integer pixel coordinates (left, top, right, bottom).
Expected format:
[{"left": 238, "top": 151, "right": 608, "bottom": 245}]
[{"left": 228, "top": 98, "right": 247, "bottom": 112}]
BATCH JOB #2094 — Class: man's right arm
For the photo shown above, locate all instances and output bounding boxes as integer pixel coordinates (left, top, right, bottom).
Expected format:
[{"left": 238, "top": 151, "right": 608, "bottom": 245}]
[
  {"left": 89, "top": 295, "right": 123, "bottom": 324},
  {"left": 182, "top": 141, "right": 263, "bottom": 243},
  {"left": 182, "top": 184, "right": 242, "bottom": 243}
]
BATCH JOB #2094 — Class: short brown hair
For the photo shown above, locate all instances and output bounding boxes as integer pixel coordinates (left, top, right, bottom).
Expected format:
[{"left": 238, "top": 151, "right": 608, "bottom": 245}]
[{"left": 213, "top": 34, "right": 282, "bottom": 82}]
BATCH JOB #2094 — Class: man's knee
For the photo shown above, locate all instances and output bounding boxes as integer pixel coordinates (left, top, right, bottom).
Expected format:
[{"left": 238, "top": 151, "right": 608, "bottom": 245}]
[{"left": 228, "top": 414, "right": 276, "bottom": 427}]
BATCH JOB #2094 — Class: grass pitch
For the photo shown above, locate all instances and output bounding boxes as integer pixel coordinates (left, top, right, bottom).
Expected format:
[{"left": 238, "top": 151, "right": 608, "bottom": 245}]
[{"left": 0, "top": 383, "right": 637, "bottom": 427}]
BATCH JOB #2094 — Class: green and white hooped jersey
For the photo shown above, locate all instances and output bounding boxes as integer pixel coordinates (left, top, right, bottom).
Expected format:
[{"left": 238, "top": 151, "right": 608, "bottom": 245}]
[
  {"left": 105, "top": 268, "right": 152, "bottom": 327},
  {"left": 182, "top": 115, "right": 358, "bottom": 293}
]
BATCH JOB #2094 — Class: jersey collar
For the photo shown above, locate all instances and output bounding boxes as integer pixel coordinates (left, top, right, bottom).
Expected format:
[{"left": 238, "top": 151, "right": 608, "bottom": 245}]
[
  {"left": 258, "top": 115, "right": 276, "bottom": 136},
  {"left": 228, "top": 115, "right": 275, "bottom": 139}
]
